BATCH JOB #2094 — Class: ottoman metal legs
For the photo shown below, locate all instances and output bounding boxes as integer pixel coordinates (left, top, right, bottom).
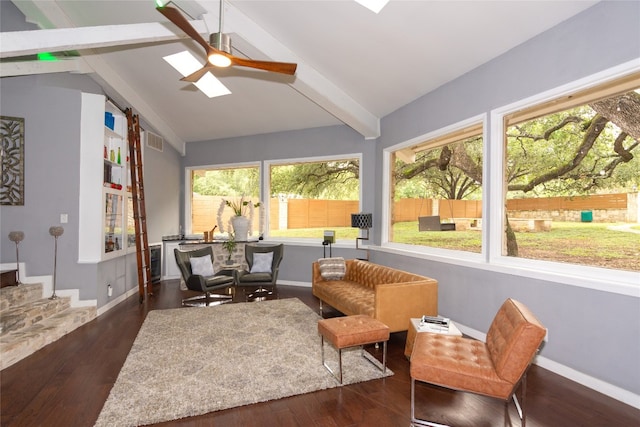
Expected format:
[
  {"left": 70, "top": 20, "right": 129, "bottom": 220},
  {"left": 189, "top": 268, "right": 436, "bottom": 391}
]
[{"left": 318, "top": 314, "right": 390, "bottom": 384}]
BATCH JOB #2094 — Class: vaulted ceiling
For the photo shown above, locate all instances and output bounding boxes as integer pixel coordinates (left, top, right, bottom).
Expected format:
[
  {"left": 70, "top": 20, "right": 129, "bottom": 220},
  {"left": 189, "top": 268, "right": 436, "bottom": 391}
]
[{"left": 1, "top": 0, "right": 598, "bottom": 154}]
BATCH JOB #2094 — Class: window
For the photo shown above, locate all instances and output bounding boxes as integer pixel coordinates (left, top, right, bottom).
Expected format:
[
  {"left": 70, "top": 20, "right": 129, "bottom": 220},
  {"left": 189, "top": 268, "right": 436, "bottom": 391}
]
[
  {"left": 388, "top": 120, "right": 484, "bottom": 253},
  {"left": 188, "top": 164, "right": 261, "bottom": 237},
  {"left": 267, "top": 156, "right": 361, "bottom": 241},
  {"left": 502, "top": 73, "right": 640, "bottom": 273}
]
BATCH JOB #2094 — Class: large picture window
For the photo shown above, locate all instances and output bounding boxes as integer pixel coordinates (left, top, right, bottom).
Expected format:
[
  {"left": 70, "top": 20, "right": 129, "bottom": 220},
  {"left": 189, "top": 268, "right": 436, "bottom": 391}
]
[
  {"left": 188, "top": 164, "right": 261, "bottom": 237},
  {"left": 502, "top": 74, "right": 639, "bottom": 272},
  {"left": 388, "top": 121, "right": 484, "bottom": 254},
  {"left": 267, "top": 156, "right": 361, "bottom": 241}
]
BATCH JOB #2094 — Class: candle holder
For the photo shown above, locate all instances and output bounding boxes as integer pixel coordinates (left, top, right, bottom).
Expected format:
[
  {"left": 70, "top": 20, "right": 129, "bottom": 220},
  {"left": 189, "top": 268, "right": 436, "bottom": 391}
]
[
  {"left": 8, "top": 231, "right": 25, "bottom": 285},
  {"left": 49, "top": 226, "right": 64, "bottom": 300}
]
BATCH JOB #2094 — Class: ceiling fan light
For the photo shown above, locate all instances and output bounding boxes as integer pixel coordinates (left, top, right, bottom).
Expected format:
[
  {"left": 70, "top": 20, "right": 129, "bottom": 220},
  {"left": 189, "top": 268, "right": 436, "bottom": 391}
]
[{"left": 208, "top": 53, "right": 232, "bottom": 68}]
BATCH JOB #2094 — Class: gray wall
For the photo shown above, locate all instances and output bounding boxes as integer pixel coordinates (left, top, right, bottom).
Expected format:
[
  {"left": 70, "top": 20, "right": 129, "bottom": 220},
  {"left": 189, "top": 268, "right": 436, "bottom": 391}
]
[
  {"left": 0, "top": 76, "right": 98, "bottom": 295},
  {"left": 1, "top": 0, "right": 637, "bottom": 404},
  {"left": 182, "top": 1, "right": 640, "bottom": 401},
  {"left": 377, "top": 0, "right": 640, "bottom": 397},
  {"left": 0, "top": 73, "right": 181, "bottom": 304}
]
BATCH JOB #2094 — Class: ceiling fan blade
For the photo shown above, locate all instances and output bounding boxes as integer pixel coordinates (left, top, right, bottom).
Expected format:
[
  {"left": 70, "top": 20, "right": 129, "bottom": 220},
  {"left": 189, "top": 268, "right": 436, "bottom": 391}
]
[
  {"left": 180, "top": 62, "right": 215, "bottom": 83},
  {"left": 230, "top": 57, "right": 297, "bottom": 75},
  {"left": 181, "top": 65, "right": 214, "bottom": 83},
  {"left": 157, "top": 4, "right": 297, "bottom": 77},
  {"left": 157, "top": 5, "right": 219, "bottom": 57}
]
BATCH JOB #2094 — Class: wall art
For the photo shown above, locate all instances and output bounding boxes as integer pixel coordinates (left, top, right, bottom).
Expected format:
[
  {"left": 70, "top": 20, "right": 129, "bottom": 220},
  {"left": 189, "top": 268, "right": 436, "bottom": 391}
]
[{"left": 1, "top": 116, "right": 25, "bottom": 206}]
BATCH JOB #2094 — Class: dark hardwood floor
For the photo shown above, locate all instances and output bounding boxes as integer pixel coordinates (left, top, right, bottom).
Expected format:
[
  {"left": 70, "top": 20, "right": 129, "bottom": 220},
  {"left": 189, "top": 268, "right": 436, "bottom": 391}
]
[{"left": 2, "top": 281, "right": 639, "bottom": 427}]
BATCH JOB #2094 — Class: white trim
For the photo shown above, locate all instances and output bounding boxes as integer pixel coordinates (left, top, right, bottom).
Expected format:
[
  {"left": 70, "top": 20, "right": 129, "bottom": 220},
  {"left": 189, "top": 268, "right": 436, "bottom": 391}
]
[
  {"left": 298, "top": 274, "right": 639, "bottom": 409},
  {"left": 382, "top": 113, "right": 487, "bottom": 252},
  {"left": 184, "top": 161, "right": 261, "bottom": 235},
  {"left": 264, "top": 153, "right": 363, "bottom": 241},
  {"left": 448, "top": 320, "right": 640, "bottom": 410},
  {"left": 376, "top": 244, "right": 639, "bottom": 297},
  {"left": 535, "top": 356, "right": 640, "bottom": 410},
  {"left": 0, "top": 263, "right": 97, "bottom": 308},
  {"left": 97, "top": 286, "right": 138, "bottom": 317},
  {"left": 489, "top": 58, "right": 640, "bottom": 294},
  {"left": 278, "top": 279, "right": 311, "bottom": 288},
  {"left": 380, "top": 60, "right": 640, "bottom": 297}
]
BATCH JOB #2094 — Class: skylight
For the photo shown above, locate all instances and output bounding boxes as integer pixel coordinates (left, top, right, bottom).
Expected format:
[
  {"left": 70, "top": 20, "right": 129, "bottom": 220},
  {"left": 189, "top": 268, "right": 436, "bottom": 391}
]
[
  {"left": 354, "top": 0, "right": 390, "bottom": 14},
  {"left": 163, "top": 51, "right": 231, "bottom": 98}
]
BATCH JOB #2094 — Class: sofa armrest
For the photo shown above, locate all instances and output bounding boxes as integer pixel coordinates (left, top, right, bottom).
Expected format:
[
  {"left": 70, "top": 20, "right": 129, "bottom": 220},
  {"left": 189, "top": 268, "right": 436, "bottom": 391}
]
[{"left": 374, "top": 279, "right": 438, "bottom": 333}]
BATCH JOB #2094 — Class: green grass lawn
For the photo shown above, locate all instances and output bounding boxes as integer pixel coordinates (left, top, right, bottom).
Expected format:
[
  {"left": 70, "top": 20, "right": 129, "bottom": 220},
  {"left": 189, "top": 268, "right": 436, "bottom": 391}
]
[{"left": 271, "top": 221, "right": 639, "bottom": 272}]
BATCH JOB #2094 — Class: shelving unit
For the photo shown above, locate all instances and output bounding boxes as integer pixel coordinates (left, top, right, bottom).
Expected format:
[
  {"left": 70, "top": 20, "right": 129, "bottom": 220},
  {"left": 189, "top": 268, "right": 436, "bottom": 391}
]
[{"left": 79, "top": 93, "right": 133, "bottom": 263}]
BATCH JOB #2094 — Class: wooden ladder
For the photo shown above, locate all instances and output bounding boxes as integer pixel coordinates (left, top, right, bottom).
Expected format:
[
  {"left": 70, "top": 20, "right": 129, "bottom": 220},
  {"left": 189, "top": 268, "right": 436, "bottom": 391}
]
[{"left": 126, "top": 109, "right": 152, "bottom": 303}]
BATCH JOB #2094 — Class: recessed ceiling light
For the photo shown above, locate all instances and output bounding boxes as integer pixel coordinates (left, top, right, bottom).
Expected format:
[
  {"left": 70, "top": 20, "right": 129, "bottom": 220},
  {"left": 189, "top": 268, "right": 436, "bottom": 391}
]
[
  {"left": 354, "top": 0, "right": 390, "bottom": 14},
  {"left": 163, "top": 51, "right": 231, "bottom": 98}
]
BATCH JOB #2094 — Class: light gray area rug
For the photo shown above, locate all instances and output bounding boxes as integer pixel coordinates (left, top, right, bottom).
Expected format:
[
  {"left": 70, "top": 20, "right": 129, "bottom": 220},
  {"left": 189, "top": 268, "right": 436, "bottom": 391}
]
[{"left": 95, "top": 298, "right": 392, "bottom": 426}]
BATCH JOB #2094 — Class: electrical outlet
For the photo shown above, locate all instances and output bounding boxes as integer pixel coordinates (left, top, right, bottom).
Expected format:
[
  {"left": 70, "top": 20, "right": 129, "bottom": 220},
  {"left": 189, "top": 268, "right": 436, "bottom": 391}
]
[
  {"left": 60, "top": 213, "right": 68, "bottom": 223},
  {"left": 107, "top": 284, "right": 113, "bottom": 297}
]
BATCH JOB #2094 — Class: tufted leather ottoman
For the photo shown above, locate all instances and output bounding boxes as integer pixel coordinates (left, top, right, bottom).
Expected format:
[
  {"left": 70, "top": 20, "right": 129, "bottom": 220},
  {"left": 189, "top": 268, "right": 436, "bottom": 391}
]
[{"left": 318, "top": 314, "right": 390, "bottom": 384}]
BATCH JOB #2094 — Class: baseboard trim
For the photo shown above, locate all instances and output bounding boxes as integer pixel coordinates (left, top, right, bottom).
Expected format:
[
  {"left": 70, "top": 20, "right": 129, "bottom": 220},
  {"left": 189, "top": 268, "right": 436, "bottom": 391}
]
[
  {"left": 97, "top": 286, "right": 139, "bottom": 317},
  {"left": 278, "top": 280, "right": 310, "bottom": 288},
  {"left": 455, "top": 322, "right": 640, "bottom": 410}
]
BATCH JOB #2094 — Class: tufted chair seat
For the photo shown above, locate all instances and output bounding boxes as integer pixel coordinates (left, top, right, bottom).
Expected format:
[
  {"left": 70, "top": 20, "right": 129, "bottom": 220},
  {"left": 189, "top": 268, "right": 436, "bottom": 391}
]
[{"left": 410, "top": 298, "right": 546, "bottom": 427}]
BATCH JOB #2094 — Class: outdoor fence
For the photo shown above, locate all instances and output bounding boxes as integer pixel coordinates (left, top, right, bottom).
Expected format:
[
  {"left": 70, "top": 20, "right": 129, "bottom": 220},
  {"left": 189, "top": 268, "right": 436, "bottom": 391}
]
[{"left": 192, "top": 192, "right": 638, "bottom": 233}]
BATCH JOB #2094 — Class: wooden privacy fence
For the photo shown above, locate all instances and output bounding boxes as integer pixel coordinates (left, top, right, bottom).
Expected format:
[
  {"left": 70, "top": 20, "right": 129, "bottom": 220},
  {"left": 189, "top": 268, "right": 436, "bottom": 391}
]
[
  {"left": 507, "top": 193, "right": 627, "bottom": 211},
  {"left": 192, "top": 193, "right": 635, "bottom": 232},
  {"left": 192, "top": 196, "right": 359, "bottom": 232}
]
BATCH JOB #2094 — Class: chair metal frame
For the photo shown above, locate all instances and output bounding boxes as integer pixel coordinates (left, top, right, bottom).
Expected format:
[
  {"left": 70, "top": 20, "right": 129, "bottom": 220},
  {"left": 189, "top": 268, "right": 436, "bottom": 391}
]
[
  {"left": 235, "top": 243, "right": 283, "bottom": 300},
  {"left": 174, "top": 247, "right": 235, "bottom": 306},
  {"left": 409, "top": 298, "right": 545, "bottom": 427}
]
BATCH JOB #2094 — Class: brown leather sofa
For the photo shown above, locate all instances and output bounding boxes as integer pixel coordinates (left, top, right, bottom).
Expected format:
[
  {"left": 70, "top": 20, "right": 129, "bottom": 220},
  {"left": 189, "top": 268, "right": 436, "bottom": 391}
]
[{"left": 312, "top": 259, "right": 438, "bottom": 333}]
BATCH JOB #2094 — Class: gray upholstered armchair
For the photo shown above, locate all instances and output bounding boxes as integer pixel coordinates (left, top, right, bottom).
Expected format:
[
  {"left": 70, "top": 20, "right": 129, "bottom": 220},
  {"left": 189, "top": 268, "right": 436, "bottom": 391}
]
[
  {"left": 235, "top": 243, "right": 283, "bottom": 300},
  {"left": 174, "top": 246, "right": 235, "bottom": 306}
]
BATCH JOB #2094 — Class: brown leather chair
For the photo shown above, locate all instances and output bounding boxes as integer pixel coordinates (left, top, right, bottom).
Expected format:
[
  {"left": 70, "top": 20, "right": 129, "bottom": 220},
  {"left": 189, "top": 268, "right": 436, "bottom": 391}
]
[{"left": 410, "top": 298, "right": 546, "bottom": 427}]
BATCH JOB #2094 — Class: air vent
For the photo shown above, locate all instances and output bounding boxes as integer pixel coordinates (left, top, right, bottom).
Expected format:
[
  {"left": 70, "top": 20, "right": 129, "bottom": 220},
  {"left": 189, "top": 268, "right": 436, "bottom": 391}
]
[{"left": 145, "top": 131, "right": 163, "bottom": 152}]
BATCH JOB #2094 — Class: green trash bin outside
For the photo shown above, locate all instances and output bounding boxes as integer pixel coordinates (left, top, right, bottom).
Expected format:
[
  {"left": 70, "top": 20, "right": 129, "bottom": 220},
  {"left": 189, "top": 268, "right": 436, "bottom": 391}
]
[{"left": 581, "top": 211, "right": 593, "bottom": 222}]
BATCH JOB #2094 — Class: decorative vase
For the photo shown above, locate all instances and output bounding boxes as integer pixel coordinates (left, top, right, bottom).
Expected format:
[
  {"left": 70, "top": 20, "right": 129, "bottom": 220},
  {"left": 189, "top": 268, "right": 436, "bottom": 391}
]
[{"left": 231, "top": 216, "right": 250, "bottom": 241}]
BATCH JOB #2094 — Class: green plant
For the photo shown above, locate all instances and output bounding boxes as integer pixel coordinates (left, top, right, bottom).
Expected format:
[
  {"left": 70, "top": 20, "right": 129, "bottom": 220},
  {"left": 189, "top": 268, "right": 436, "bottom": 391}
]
[
  {"left": 221, "top": 233, "right": 237, "bottom": 260},
  {"left": 224, "top": 196, "right": 260, "bottom": 217}
]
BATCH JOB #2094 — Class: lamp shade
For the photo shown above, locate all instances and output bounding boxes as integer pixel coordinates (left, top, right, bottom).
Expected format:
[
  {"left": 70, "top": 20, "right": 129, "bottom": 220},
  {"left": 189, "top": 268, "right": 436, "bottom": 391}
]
[{"left": 351, "top": 213, "right": 373, "bottom": 229}]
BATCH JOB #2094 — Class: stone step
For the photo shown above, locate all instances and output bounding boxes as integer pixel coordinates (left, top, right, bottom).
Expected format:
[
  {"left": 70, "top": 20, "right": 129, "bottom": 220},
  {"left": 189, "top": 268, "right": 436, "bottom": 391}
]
[
  {"left": 0, "top": 305, "right": 97, "bottom": 370},
  {"left": 0, "top": 283, "right": 43, "bottom": 312},
  {"left": 0, "top": 296, "right": 71, "bottom": 335}
]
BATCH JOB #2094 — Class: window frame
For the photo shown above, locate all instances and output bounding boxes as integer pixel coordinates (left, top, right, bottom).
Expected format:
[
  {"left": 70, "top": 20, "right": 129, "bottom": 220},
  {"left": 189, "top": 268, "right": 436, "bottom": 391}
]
[
  {"left": 184, "top": 161, "right": 262, "bottom": 236},
  {"left": 382, "top": 113, "right": 488, "bottom": 261},
  {"left": 381, "top": 60, "right": 640, "bottom": 298},
  {"left": 264, "top": 153, "right": 363, "bottom": 244},
  {"left": 489, "top": 62, "right": 640, "bottom": 296}
]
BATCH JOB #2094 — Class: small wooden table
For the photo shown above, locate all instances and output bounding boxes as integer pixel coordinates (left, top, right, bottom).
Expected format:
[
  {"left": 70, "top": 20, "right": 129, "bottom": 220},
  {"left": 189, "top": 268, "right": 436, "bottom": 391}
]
[{"left": 404, "top": 318, "right": 462, "bottom": 359}]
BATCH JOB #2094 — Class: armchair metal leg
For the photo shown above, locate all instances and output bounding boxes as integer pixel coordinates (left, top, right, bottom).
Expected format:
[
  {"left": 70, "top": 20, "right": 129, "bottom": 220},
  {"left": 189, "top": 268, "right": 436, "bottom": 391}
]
[
  {"left": 247, "top": 284, "right": 276, "bottom": 301},
  {"left": 410, "top": 378, "right": 450, "bottom": 427},
  {"left": 410, "top": 374, "right": 529, "bottom": 427},
  {"left": 182, "top": 292, "right": 232, "bottom": 307},
  {"left": 513, "top": 372, "right": 527, "bottom": 427}
]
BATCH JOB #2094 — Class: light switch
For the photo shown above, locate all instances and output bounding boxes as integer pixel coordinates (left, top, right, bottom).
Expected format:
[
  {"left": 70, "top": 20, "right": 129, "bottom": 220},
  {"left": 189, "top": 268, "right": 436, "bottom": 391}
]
[{"left": 60, "top": 213, "right": 68, "bottom": 223}]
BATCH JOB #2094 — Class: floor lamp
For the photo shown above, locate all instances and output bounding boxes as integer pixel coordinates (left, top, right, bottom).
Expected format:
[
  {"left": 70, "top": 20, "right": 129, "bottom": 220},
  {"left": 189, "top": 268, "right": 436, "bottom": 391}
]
[
  {"left": 8, "top": 231, "right": 24, "bottom": 285},
  {"left": 351, "top": 213, "right": 372, "bottom": 261},
  {"left": 49, "top": 226, "right": 64, "bottom": 300}
]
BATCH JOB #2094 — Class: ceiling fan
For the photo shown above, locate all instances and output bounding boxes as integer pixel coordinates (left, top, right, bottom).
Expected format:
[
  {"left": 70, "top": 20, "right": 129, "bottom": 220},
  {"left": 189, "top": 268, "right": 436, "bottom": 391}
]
[{"left": 156, "top": 2, "right": 297, "bottom": 83}]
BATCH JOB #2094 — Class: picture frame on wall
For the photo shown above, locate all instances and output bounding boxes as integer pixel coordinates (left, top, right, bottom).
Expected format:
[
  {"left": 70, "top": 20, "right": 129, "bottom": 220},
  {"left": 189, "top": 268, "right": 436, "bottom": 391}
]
[{"left": 1, "top": 115, "right": 25, "bottom": 206}]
